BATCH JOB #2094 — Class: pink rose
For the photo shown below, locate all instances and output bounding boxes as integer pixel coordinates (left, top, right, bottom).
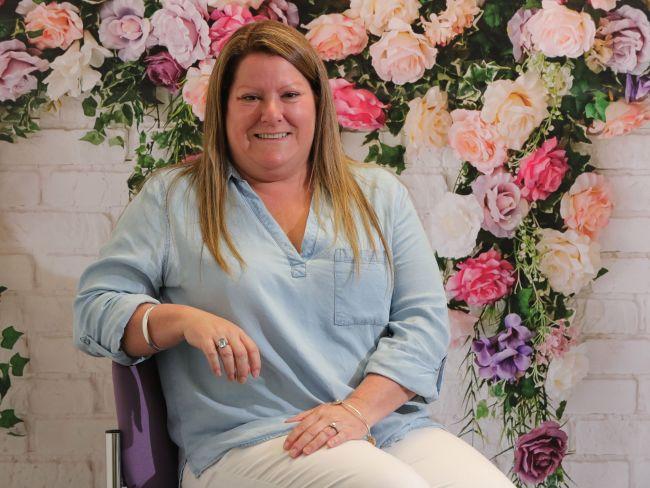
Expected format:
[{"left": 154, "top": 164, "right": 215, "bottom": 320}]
[
  {"left": 560, "top": 172, "right": 613, "bottom": 239},
  {"left": 98, "top": 0, "right": 151, "bottom": 62},
  {"left": 145, "top": 50, "right": 184, "bottom": 93},
  {"left": 259, "top": 0, "right": 299, "bottom": 27},
  {"left": 422, "top": 0, "right": 481, "bottom": 47},
  {"left": 507, "top": 8, "right": 537, "bottom": 62},
  {"left": 148, "top": 0, "right": 210, "bottom": 69},
  {"left": 526, "top": 0, "right": 596, "bottom": 58},
  {"left": 589, "top": 98, "right": 650, "bottom": 137},
  {"left": 514, "top": 421, "right": 568, "bottom": 484},
  {"left": 369, "top": 18, "right": 437, "bottom": 85},
  {"left": 590, "top": 0, "right": 618, "bottom": 11},
  {"left": 598, "top": 5, "right": 650, "bottom": 75},
  {"left": 515, "top": 137, "right": 569, "bottom": 202},
  {"left": 23, "top": 1, "right": 83, "bottom": 51},
  {"left": 536, "top": 319, "right": 580, "bottom": 366},
  {"left": 182, "top": 58, "right": 215, "bottom": 121},
  {"left": 471, "top": 170, "right": 529, "bottom": 239},
  {"left": 208, "top": 4, "right": 266, "bottom": 56},
  {"left": 329, "top": 78, "right": 387, "bottom": 131},
  {"left": 304, "top": 13, "right": 368, "bottom": 61},
  {"left": 445, "top": 249, "right": 516, "bottom": 307},
  {"left": 448, "top": 109, "right": 508, "bottom": 174},
  {"left": 448, "top": 309, "right": 479, "bottom": 349},
  {"left": 0, "top": 39, "right": 49, "bottom": 102}
]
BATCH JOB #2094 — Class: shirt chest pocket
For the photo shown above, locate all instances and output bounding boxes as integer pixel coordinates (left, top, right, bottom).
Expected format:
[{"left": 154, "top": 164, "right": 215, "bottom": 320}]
[{"left": 334, "top": 248, "right": 392, "bottom": 326}]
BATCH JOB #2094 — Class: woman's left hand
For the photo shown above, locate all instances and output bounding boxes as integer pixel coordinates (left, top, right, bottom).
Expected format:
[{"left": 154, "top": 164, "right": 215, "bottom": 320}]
[{"left": 283, "top": 402, "right": 368, "bottom": 458}]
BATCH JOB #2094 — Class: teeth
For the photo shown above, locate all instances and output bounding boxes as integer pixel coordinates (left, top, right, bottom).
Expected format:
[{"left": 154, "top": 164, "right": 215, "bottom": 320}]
[{"left": 256, "top": 132, "right": 289, "bottom": 139}]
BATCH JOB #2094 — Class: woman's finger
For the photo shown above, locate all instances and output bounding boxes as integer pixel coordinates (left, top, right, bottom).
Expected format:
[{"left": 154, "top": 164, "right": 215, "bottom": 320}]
[
  {"left": 289, "top": 419, "right": 332, "bottom": 457},
  {"left": 283, "top": 412, "right": 321, "bottom": 451},
  {"left": 284, "top": 408, "right": 314, "bottom": 423},
  {"left": 203, "top": 342, "right": 222, "bottom": 377},
  {"left": 239, "top": 332, "right": 261, "bottom": 377},
  {"left": 303, "top": 427, "right": 336, "bottom": 455},
  {"left": 326, "top": 429, "right": 348, "bottom": 448},
  {"left": 230, "top": 339, "right": 250, "bottom": 383},
  {"left": 215, "top": 337, "right": 236, "bottom": 381}
]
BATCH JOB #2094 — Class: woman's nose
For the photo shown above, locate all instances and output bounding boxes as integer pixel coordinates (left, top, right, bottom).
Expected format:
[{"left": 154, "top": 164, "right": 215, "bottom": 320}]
[{"left": 260, "top": 97, "right": 283, "bottom": 123}]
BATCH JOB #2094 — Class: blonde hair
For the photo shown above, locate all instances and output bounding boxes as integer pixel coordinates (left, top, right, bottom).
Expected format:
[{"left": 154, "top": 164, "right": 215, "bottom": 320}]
[{"left": 171, "top": 20, "right": 392, "bottom": 275}]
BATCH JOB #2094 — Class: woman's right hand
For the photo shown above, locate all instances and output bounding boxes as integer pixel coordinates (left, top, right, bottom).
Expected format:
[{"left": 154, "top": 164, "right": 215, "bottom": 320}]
[{"left": 182, "top": 310, "right": 261, "bottom": 383}]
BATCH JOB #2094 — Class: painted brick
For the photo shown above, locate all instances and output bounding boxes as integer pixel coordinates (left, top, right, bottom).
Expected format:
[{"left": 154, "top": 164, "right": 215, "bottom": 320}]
[
  {"left": 34, "top": 254, "right": 97, "bottom": 292},
  {"left": 564, "top": 460, "right": 630, "bottom": 488},
  {"left": 632, "top": 460, "right": 650, "bottom": 488},
  {"left": 37, "top": 97, "right": 95, "bottom": 130},
  {"left": 600, "top": 218, "right": 650, "bottom": 253},
  {"left": 637, "top": 377, "right": 650, "bottom": 415},
  {"left": 0, "top": 211, "right": 112, "bottom": 254},
  {"left": 586, "top": 339, "right": 650, "bottom": 374},
  {"left": 592, "top": 258, "right": 650, "bottom": 294},
  {"left": 581, "top": 129, "right": 650, "bottom": 170},
  {"left": 0, "top": 129, "right": 128, "bottom": 167},
  {"left": 566, "top": 379, "right": 636, "bottom": 414},
  {"left": 29, "top": 336, "right": 78, "bottom": 374},
  {"left": 578, "top": 297, "right": 640, "bottom": 335},
  {"left": 19, "top": 293, "right": 74, "bottom": 334},
  {"left": 33, "top": 418, "right": 112, "bottom": 458},
  {"left": 29, "top": 378, "right": 94, "bottom": 417},
  {"left": 0, "top": 461, "right": 93, "bottom": 488},
  {"left": 0, "top": 254, "right": 35, "bottom": 291},
  {"left": 42, "top": 171, "right": 129, "bottom": 210},
  {"left": 607, "top": 175, "right": 650, "bottom": 217},
  {"left": 0, "top": 171, "right": 40, "bottom": 208},
  {"left": 576, "top": 419, "right": 650, "bottom": 457}
]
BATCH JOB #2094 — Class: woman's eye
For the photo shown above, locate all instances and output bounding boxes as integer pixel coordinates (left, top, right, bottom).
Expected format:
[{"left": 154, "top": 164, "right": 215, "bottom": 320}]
[
  {"left": 284, "top": 92, "right": 300, "bottom": 98},
  {"left": 242, "top": 95, "right": 258, "bottom": 101}
]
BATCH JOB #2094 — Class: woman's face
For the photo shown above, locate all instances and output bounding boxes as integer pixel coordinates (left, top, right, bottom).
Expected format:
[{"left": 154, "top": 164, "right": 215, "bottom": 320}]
[{"left": 225, "top": 52, "right": 317, "bottom": 181}]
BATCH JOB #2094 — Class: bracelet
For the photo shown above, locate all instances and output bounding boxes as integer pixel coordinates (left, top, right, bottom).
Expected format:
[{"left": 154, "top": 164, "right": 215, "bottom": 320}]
[
  {"left": 142, "top": 304, "right": 163, "bottom": 352},
  {"left": 331, "top": 399, "right": 376, "bottom": 446}
]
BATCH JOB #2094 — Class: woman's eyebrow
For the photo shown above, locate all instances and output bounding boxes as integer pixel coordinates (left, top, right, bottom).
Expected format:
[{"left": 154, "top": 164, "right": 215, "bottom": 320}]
[{"left": 236, "top": 83, "right": 303, "bottom": 91}]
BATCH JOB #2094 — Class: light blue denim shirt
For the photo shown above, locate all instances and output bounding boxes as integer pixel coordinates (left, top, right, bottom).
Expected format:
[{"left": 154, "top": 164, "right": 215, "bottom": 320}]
[{"left": 73, "top": 162, "right": 450, "bottom": 479}]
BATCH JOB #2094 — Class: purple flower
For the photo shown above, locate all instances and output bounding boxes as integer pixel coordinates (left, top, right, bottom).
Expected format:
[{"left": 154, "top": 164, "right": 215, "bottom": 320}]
[
  {"left": 507, "top": 8, "right": 537, "bottom": 62},
  {"left": 0, "top": 39, "right": 49, "bottom": 102},
  {"left": 472, "top": 336, "right": 500, "bottom": 379},
  {"left": 147, "top": 0, "right": 210, "bottom": 69},
  {"left": 491, "top": 344, "right": 534, "bottom": 381},
  {"left": 514, "top": 421, "right": 568, "bottom": 484},
  {"left": 499, "top": 313, "right": 534, "bottom": 349},
  {"left": 98, "top": 0, "right": 151, "bottom": 62},
  {"left": 599, "top": 5, "right": 650, "bottom": 75},
  {"left": 625, "top": 73, "right": 650, "bottom": 102},
  {"left": 145, "top": 50, "right": 184, "bottom": 93},
  {"left": 471, "top": 170, "right": 529, "bottom": 239}
]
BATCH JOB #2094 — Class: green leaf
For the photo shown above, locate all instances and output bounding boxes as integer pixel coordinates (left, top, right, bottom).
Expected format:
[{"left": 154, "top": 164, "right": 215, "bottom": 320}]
[
  {"left": 522, "top": 0, "right": 542, "bottom": 7},
  {"left": 109, "top": 136, "right": 125, "bottom": 148},
  {"left": 556, "top": 400, "right": 567, "bottom": 420},
  {"left": 519, "top": 377, "right": 536, "bottom": 398},
  {"left": 80, "top": 131, "right": 105, "bottom": 145},
  {"left": 0, "top": 409, "right": 23, "bottom": 429},
  {"left": 0, "top": 364, "right": 10, "bottom": 398},
  {"left": 0, "top": 285, "right": 7, "bottom": 295},
  {"left": 595, "top": 267, "right": 609, "bottom": 279},
  {"left": 1, "top": 326, "right": 23, "bottom": 350},
  {"left": 482, "top": 3, "right": 502, "bottom": 29},
  {"left": 9, "top": 353, "right": 29, "bottom": 377},
  {"left": 475, "top": 399, "right": 489, "bottom": 420},
  {"left": 489, "top": 383, "right": 505, "bottom": 398},
  {"left": 82, "top": 97, "right": 97, "bottom": 117},
  {"left": 26, "top": 29, "right": 44, "bottom": 39},
  {"left": 516, "top": 288, "right": 534, "bottom": 319}
]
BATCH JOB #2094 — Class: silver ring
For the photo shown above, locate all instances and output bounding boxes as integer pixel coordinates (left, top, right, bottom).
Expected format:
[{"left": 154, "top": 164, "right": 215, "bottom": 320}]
[
  {"left": 328, "top": 422, "right": 339, "bottom": 434},
  {"left": 216, "top": 337, "right": 229, "bottom": 349}
]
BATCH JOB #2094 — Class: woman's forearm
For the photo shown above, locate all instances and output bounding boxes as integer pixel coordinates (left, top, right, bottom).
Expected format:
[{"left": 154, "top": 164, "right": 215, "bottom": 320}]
[
  {"left": 345, "top": 373, "right": 417, "bottom": 427},
  {"left": 121, "top": 303, "right": 193, "bottom": 357}
]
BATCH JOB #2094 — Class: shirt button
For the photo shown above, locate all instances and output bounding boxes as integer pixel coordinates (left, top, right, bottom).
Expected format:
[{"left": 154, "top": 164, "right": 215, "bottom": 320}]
[
  {"left": 291, "top": 263, "right": 306, "bottom": 278},
  {"left": 81, "top": 336, "right": 90, "bottom": 345}
]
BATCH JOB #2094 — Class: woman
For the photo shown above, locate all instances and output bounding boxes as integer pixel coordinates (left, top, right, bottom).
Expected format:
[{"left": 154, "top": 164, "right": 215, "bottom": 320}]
[{"left": 74, "top": 20, "right": 514, "bottom": 488}]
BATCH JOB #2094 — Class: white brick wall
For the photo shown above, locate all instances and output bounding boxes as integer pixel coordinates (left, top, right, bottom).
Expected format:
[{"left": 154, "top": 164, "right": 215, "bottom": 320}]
[{"left": 0, "top": 100, "right": 648, "bottom": 487}]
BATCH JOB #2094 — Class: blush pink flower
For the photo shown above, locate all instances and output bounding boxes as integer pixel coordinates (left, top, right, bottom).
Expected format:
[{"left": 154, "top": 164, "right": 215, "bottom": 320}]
[
  {"left": 471, "top": 170, "right": 529, "bottom": 238},
  {"left": 445, "top": 249, "right": 516, "bottom": 307},
  {"left": 208, "top": 4, "right": 267, "bottom": 56},
  {"left": 507, "top": 8, "right": 537, "bottom": 62},
  {"left": 421, "top": 0, "right": 480, "bottom": 47},
  {"left": 590, "top": 0, "right": 618, "bottom": 11},
  {"left": 259, "top": 0, "right": 299, "bottom": 27},
  {"left": 98, "top": 0, "right": 151, "bottom": 62},
  {"left": 0, "top": 39, "right": 49, "bottom": 102},
  {"left": 560, "top": 172, "right": 613, "bottom": 239},
  {"left": 182, "top": 58, "right": 215, "bottom": 121},
  {"left": 515, "top": 137, "right": 569, "bottom": 202},
  {"left": 23, "top": 1, "right": 83, "bottom": 51},
  {"left": 303, "top": 13, "right": 368, "bottom": 61},
  {"left": 536, "top": 319, "right": 581, "bottom": 366},
  {"left": 514, "top": 421, "right": 568, "bottom": 485},
  {"left": 329, "top": 78, "right": 387, "bottom": 131},
  {"left": 448, "top": 309, "right": 479, "bottom": 349},
  {"left": 589, "top": 98, "right": 650, "bottom": 138},
  {"left": 448, "top": 109, "right": 508, "bottom": 174},
  {"left": 599, "top": 5, "right": 650, "bottom": 75}
]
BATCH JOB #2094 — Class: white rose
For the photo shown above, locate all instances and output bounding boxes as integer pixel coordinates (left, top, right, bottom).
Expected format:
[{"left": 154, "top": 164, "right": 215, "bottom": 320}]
[
  {"left": 44, "top": 31, "right": 112, "bottom": 101},
  {"left": 545, "top": 343, "right": 589, "bottom": 401},
  {"left": 481, "top": 71, "right": 549, "bottom": 150},
  {"left": 350, "top": 0, "right": 420, "bottom": 36},
  {"left": 536, "top": 228, "right": 601, "bottom": 296},
  {"left": 403, "top": 86, "right": 452, "bottom": 163},
  {"left": 428, "top": 192, "right": 483, "bottom": 259}
]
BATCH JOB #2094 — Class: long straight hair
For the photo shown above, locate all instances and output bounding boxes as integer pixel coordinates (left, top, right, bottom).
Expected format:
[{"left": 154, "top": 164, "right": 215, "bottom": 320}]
[{"left": 171, "top": 20, "right": 392, "bottom": 275}]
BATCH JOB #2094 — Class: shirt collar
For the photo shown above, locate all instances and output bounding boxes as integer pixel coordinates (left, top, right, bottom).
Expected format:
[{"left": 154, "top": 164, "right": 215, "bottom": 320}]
[{"left": 225, "top": 161, "right": 245, "bottom": 182}]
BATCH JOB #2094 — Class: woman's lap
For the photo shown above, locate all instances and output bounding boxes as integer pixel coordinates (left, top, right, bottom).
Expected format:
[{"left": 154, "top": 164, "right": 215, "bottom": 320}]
[{"left": 182, "top": 427, "right": 514, "bottom": 488}]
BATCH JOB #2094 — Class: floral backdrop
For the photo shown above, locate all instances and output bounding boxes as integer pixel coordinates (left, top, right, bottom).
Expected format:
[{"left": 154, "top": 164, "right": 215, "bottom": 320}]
[{"left": 2, "top": 0, "right": 650, "bottom": 486}]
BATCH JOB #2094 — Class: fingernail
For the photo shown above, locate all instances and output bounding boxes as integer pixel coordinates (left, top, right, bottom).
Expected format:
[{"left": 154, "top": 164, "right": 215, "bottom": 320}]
[
  {"left": 304, "top": 448, "right": 311, "bottom": 454},
  {"left": 290, "top": 449, "right": 298, "bottom": 457},
  {"left": 253, "top": 370, "right": 259, "bottom": 378}
]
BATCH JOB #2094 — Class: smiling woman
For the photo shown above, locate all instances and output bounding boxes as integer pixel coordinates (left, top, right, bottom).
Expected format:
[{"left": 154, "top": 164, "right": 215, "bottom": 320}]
[{"left": 73, "top": 19, "right": 513, "bottom": 488}]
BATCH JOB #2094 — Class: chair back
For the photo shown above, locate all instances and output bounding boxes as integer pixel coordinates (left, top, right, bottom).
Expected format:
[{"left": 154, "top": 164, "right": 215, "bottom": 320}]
[{"left": 112, "top": 358, "right": 179, "bottom": 488}]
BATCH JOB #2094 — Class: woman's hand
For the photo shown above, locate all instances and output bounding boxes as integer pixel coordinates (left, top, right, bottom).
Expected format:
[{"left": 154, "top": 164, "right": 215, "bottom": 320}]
[
  {"left": 182, "top": 309, "right": 261, "bottom": 383},
  {"left": 282, "top": 402, "right": 369, "bottom": 457}
]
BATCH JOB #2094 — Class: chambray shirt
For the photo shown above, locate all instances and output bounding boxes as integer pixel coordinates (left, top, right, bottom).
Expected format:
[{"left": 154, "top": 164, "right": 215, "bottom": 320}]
[{"left": 73, "top": 162, "right": 450, "bottom": 479}]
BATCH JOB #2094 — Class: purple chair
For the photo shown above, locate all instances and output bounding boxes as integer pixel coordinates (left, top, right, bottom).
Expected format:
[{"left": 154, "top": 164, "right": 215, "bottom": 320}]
[{"left": 108, "top": 358, "right": 179, "bottom": 488}]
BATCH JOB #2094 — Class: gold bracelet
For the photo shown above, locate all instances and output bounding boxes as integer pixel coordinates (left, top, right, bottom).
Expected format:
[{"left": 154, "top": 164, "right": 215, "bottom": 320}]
[{"left": 331, "top": 399, "right": 376, "bottom": 446}]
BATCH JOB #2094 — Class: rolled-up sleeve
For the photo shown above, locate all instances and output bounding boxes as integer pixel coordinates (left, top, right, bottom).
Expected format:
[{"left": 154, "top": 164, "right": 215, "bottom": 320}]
[
  {"left": 73, "top": 175, "right": 169, "bottom": 366},
  {"left": 363, "top": 183, "right": 450, "bottom": 403}
]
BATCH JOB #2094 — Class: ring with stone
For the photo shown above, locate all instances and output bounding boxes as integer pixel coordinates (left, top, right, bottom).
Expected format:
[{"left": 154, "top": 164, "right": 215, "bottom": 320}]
[
  {"left": 216, "top": 337, "right": 229, "bottom": 349},
  {"left": 328, "top": 422, "right": 339, "bottom": 434}
]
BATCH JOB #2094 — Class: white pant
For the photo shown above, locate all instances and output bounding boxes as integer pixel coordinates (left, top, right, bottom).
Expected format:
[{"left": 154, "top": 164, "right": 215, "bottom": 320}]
[{"left": 182, "top": 427, "right": 515, "bottom": 487}]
